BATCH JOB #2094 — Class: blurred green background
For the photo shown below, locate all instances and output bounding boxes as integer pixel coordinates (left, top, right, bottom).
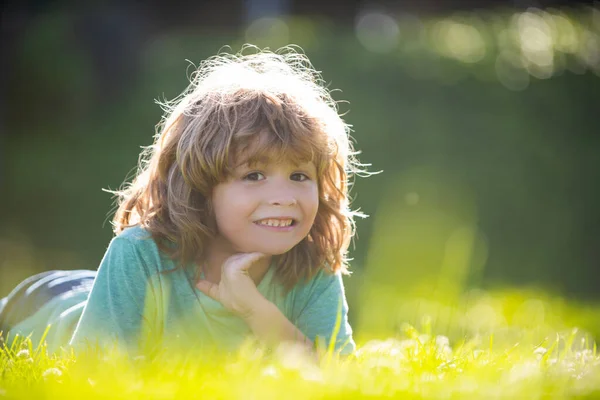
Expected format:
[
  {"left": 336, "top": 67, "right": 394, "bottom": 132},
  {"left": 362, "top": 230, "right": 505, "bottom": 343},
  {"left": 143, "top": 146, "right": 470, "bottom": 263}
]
[{"left": 1, "top": 2, "right": 599, "bottom": 342}]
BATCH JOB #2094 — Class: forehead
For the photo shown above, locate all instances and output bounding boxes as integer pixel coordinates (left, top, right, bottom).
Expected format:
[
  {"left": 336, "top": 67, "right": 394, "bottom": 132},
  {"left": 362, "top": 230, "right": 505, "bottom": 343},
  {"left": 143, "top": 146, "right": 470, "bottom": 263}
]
[
  {"left": 232, "top": 134, "right": 316, "bottom": 168},
  {"left": 235, "top": 151, "right": 315, "bottom": 169}
]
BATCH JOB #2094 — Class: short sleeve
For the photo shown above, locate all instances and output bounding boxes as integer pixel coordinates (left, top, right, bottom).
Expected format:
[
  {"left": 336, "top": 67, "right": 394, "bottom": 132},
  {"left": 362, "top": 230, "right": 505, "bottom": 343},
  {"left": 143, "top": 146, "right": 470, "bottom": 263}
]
[
  {"left": 292, "top": 270, "right": 356, "bottom": 355},
  {"left": 69, "top": 236, "right": 163, "bottom": 356}
]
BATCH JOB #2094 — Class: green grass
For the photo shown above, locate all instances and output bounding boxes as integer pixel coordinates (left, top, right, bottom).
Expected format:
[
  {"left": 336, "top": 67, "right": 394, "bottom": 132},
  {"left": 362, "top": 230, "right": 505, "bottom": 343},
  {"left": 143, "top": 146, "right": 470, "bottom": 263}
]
[{"left": 2, "top": 291, "right": 600, "bottom": 399}]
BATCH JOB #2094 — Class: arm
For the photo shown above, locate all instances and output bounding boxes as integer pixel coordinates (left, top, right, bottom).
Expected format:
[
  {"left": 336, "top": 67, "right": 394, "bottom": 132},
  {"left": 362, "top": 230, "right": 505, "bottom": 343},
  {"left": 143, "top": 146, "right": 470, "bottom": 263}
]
[
  {"left": 195, "top": 253, "right": 355, "bottom": 355},
  {"left": 243, "top": 299, "right": 314, "bottom": 351},
  {"left": 195, "top": 253, "right": 314, "bottom": 350},
  {"left": 292, "top": 269, "right": 356, "bottom": 355},
  {"left": 69, "top": 235, "right": 163, "bottom": 357}
]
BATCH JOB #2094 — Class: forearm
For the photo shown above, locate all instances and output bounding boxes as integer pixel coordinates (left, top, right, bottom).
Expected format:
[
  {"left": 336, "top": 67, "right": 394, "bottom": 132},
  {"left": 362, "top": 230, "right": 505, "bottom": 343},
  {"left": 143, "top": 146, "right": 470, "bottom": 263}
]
[{"left": 244, "top": 300, "right": 314, "bottom": 351}]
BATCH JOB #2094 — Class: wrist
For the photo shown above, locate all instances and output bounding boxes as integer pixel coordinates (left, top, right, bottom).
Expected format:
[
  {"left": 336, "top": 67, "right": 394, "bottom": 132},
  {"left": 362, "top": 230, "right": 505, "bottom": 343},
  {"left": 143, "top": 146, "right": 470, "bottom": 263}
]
[{"left": 241, "top": 297, "right": 273, "bottom": 322}]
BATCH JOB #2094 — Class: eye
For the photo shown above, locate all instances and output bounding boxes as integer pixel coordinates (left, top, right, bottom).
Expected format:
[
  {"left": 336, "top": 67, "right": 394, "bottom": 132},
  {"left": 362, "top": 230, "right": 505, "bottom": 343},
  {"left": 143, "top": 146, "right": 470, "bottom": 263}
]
[
  {"left": 243, "top": 172, "right": 265, "bottom": 181},
  {"left": 290, "top": 172, "right": 310, "bottom": 182}
]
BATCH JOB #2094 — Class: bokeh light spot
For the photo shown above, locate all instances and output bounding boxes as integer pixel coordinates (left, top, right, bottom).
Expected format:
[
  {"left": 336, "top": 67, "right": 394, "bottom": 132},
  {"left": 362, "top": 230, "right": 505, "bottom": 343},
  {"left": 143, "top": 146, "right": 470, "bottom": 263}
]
[
  {"left": 516, "top": 11, "right": 555, "bottom": 77},
  {"left": 578, "top": 31, "right": 600, "bottom": 72},
  {"left": 550, "top": 13, "right": 579, "bottom": 53},
  {"left": 355, "top": 11, "right": 400, "bottom": 53},
  {"left": 434, "top": 20, "right": 486, "bottom": 63},
  {"left": 405, "top": 192, "right": 420, "bottom": 205},
  {"left": 245, "top": 17, "right": 290, "bottom": 49}
]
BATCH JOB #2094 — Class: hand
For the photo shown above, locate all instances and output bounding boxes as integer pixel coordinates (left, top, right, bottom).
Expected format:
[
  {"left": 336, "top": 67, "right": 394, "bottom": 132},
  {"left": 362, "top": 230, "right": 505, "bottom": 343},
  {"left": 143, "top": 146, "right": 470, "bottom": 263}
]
[{"left": 195, "top": 252, "right": 269, "bottom": 319}]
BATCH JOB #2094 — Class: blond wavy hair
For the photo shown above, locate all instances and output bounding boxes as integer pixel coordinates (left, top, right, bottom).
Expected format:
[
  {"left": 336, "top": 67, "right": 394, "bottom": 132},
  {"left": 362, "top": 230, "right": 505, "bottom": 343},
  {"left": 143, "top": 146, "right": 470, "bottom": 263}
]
[{"left": 109, "top": 45, "right": 367, "bottom": 291}]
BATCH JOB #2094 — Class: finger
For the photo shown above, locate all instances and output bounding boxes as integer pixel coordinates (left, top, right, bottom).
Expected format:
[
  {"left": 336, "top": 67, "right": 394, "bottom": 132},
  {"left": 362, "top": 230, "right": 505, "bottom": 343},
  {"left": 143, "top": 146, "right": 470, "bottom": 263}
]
[
  {"left": 229, "top": 252, "right": 267, "bottom": 273},
  {"left": 196, "top": 280, "right": 219, "bottom": 301}
]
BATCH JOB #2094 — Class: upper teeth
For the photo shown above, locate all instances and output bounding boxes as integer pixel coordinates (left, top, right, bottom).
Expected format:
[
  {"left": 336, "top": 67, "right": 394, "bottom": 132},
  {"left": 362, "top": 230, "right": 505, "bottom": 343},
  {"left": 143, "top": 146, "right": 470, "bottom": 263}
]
[{"left": 257, "top": 219, "right": 293, "bottom": 227}]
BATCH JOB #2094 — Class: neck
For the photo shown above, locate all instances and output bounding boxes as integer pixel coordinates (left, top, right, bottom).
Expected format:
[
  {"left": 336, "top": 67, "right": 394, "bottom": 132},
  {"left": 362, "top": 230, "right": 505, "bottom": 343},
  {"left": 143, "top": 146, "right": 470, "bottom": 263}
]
[{"left": 201, "top": 238, "right": 272, "bottom": 286}]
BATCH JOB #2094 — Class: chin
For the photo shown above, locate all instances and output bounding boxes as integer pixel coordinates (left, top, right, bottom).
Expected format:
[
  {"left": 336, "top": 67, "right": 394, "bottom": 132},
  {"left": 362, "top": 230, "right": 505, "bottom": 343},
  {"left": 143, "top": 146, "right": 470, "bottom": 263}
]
[
  {"left": 268, "top": 250, "right": 293, "bottom": 256},
  {"left": 256, "top": 247, "right": 294, "bottom": 256},
  {"left": 245, "top": 242, "right": 299, "bottom": 256}
]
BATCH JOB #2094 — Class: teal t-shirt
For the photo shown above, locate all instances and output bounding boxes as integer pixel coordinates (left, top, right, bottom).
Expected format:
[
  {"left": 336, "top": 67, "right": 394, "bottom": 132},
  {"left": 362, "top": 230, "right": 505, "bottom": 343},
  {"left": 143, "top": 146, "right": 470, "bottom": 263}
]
[{"left": 8, "top": 226, "right": 355, "bottom": 356}]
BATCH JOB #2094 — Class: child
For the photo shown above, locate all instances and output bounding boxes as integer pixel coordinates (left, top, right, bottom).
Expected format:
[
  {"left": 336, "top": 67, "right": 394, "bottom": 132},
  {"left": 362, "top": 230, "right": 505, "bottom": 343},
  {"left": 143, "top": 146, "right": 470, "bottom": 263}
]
[{"left": 0, "top": 46, "right": 367, "bottom": 357}]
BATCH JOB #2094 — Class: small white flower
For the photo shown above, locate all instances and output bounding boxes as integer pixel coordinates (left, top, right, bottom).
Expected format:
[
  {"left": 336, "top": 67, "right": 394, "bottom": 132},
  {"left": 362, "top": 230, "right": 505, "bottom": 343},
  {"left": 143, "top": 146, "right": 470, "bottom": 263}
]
[
  {"left": 16, "top": 349, "right": 29, "bottom": 359},
  {"left": 507, "top": 361, "right": 542, "bottom": 384},
  {"left": 261, "top": 365, "right": 279, "bottom": 378},
  {"left": 534, "top": 347, "right": 547, "bottom": 359},
  {"left": 42, "top": 368, "right": 63, "bottom": 380}
]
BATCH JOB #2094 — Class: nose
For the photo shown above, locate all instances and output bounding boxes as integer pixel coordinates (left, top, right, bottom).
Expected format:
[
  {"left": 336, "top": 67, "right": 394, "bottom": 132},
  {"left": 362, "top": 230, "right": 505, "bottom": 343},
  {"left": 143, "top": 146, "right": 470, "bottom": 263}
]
[
  {"left": 267, "top": 181, "right": 298, "bottom": 206},
  {"left": 269, "top": 193, "right": 297, "bottom": 206}
]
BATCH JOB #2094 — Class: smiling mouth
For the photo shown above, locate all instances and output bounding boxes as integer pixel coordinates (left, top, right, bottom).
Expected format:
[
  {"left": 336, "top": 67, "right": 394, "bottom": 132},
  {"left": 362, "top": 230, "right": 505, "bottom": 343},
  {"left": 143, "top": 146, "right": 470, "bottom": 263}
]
[{"left": 254, "top": 218, "right": 297, "bottom": 227}]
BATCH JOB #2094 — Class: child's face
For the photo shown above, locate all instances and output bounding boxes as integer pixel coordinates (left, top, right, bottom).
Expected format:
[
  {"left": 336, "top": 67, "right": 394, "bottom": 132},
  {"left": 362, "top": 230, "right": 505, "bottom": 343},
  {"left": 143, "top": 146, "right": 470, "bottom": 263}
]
[{"left": 210, "top": 157, "right": 319, "bottom": 256}]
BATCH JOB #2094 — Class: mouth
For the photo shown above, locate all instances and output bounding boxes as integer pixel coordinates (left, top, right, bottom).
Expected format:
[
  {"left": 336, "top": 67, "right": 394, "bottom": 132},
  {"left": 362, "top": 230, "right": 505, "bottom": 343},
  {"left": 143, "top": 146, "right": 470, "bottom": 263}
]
[{"left": 253, "top": 218, "right": 297, "bottom": 228}]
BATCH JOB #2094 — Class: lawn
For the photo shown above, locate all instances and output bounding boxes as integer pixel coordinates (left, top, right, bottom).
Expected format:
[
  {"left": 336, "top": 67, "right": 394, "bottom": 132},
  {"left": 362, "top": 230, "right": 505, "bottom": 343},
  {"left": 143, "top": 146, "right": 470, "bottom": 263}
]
[{"left": 2, "top": 290, "right": 600, "bottom": 399}]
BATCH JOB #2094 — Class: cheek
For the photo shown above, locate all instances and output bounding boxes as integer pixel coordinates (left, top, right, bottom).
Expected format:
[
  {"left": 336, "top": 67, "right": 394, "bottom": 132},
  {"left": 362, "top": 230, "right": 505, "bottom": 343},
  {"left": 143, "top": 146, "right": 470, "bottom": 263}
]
[
  {"left": 212, "top": 189, "right": 236, "bottom": 227},
  {"left": 212, "top": 187, "right": 254, "bottom": 229},
  {"left": 305, "top": 186, "right": 320, "bottom": 221},
  {"left": 212, "top": 185, "right": 244, "bottom": 212},
  {"left": 213, "top": 207, "right": 248, "bottom": 239}
]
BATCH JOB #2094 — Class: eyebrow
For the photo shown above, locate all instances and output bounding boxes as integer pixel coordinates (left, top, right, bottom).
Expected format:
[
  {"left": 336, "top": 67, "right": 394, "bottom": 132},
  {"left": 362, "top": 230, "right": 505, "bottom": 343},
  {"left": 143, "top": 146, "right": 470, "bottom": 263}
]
[{"left": 238, "top": 155, "right": 312, "bottom": 169}]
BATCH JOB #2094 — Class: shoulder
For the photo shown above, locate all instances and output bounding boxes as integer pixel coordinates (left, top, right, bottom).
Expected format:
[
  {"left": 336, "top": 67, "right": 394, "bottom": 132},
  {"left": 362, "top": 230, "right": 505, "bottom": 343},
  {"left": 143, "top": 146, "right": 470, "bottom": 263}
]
[
  {"left": 105, "top": 225, "right": 177, "bottom": 274},
  {"left": 115, "top": 225, "right": 155, "bottom": 242},
  {"left": 290, "top": 266, "right": 344, "bottom": 301},
  {"left": 305, "top": 265, "right": 342, "bottom": 287}
]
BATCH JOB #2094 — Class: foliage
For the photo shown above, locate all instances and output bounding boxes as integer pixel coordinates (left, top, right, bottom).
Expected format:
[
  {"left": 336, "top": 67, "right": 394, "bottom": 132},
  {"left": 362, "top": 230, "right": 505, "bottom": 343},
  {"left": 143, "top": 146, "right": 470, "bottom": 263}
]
[{"left": 2, "top": 7, "right": 599, "bottom": 301}]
